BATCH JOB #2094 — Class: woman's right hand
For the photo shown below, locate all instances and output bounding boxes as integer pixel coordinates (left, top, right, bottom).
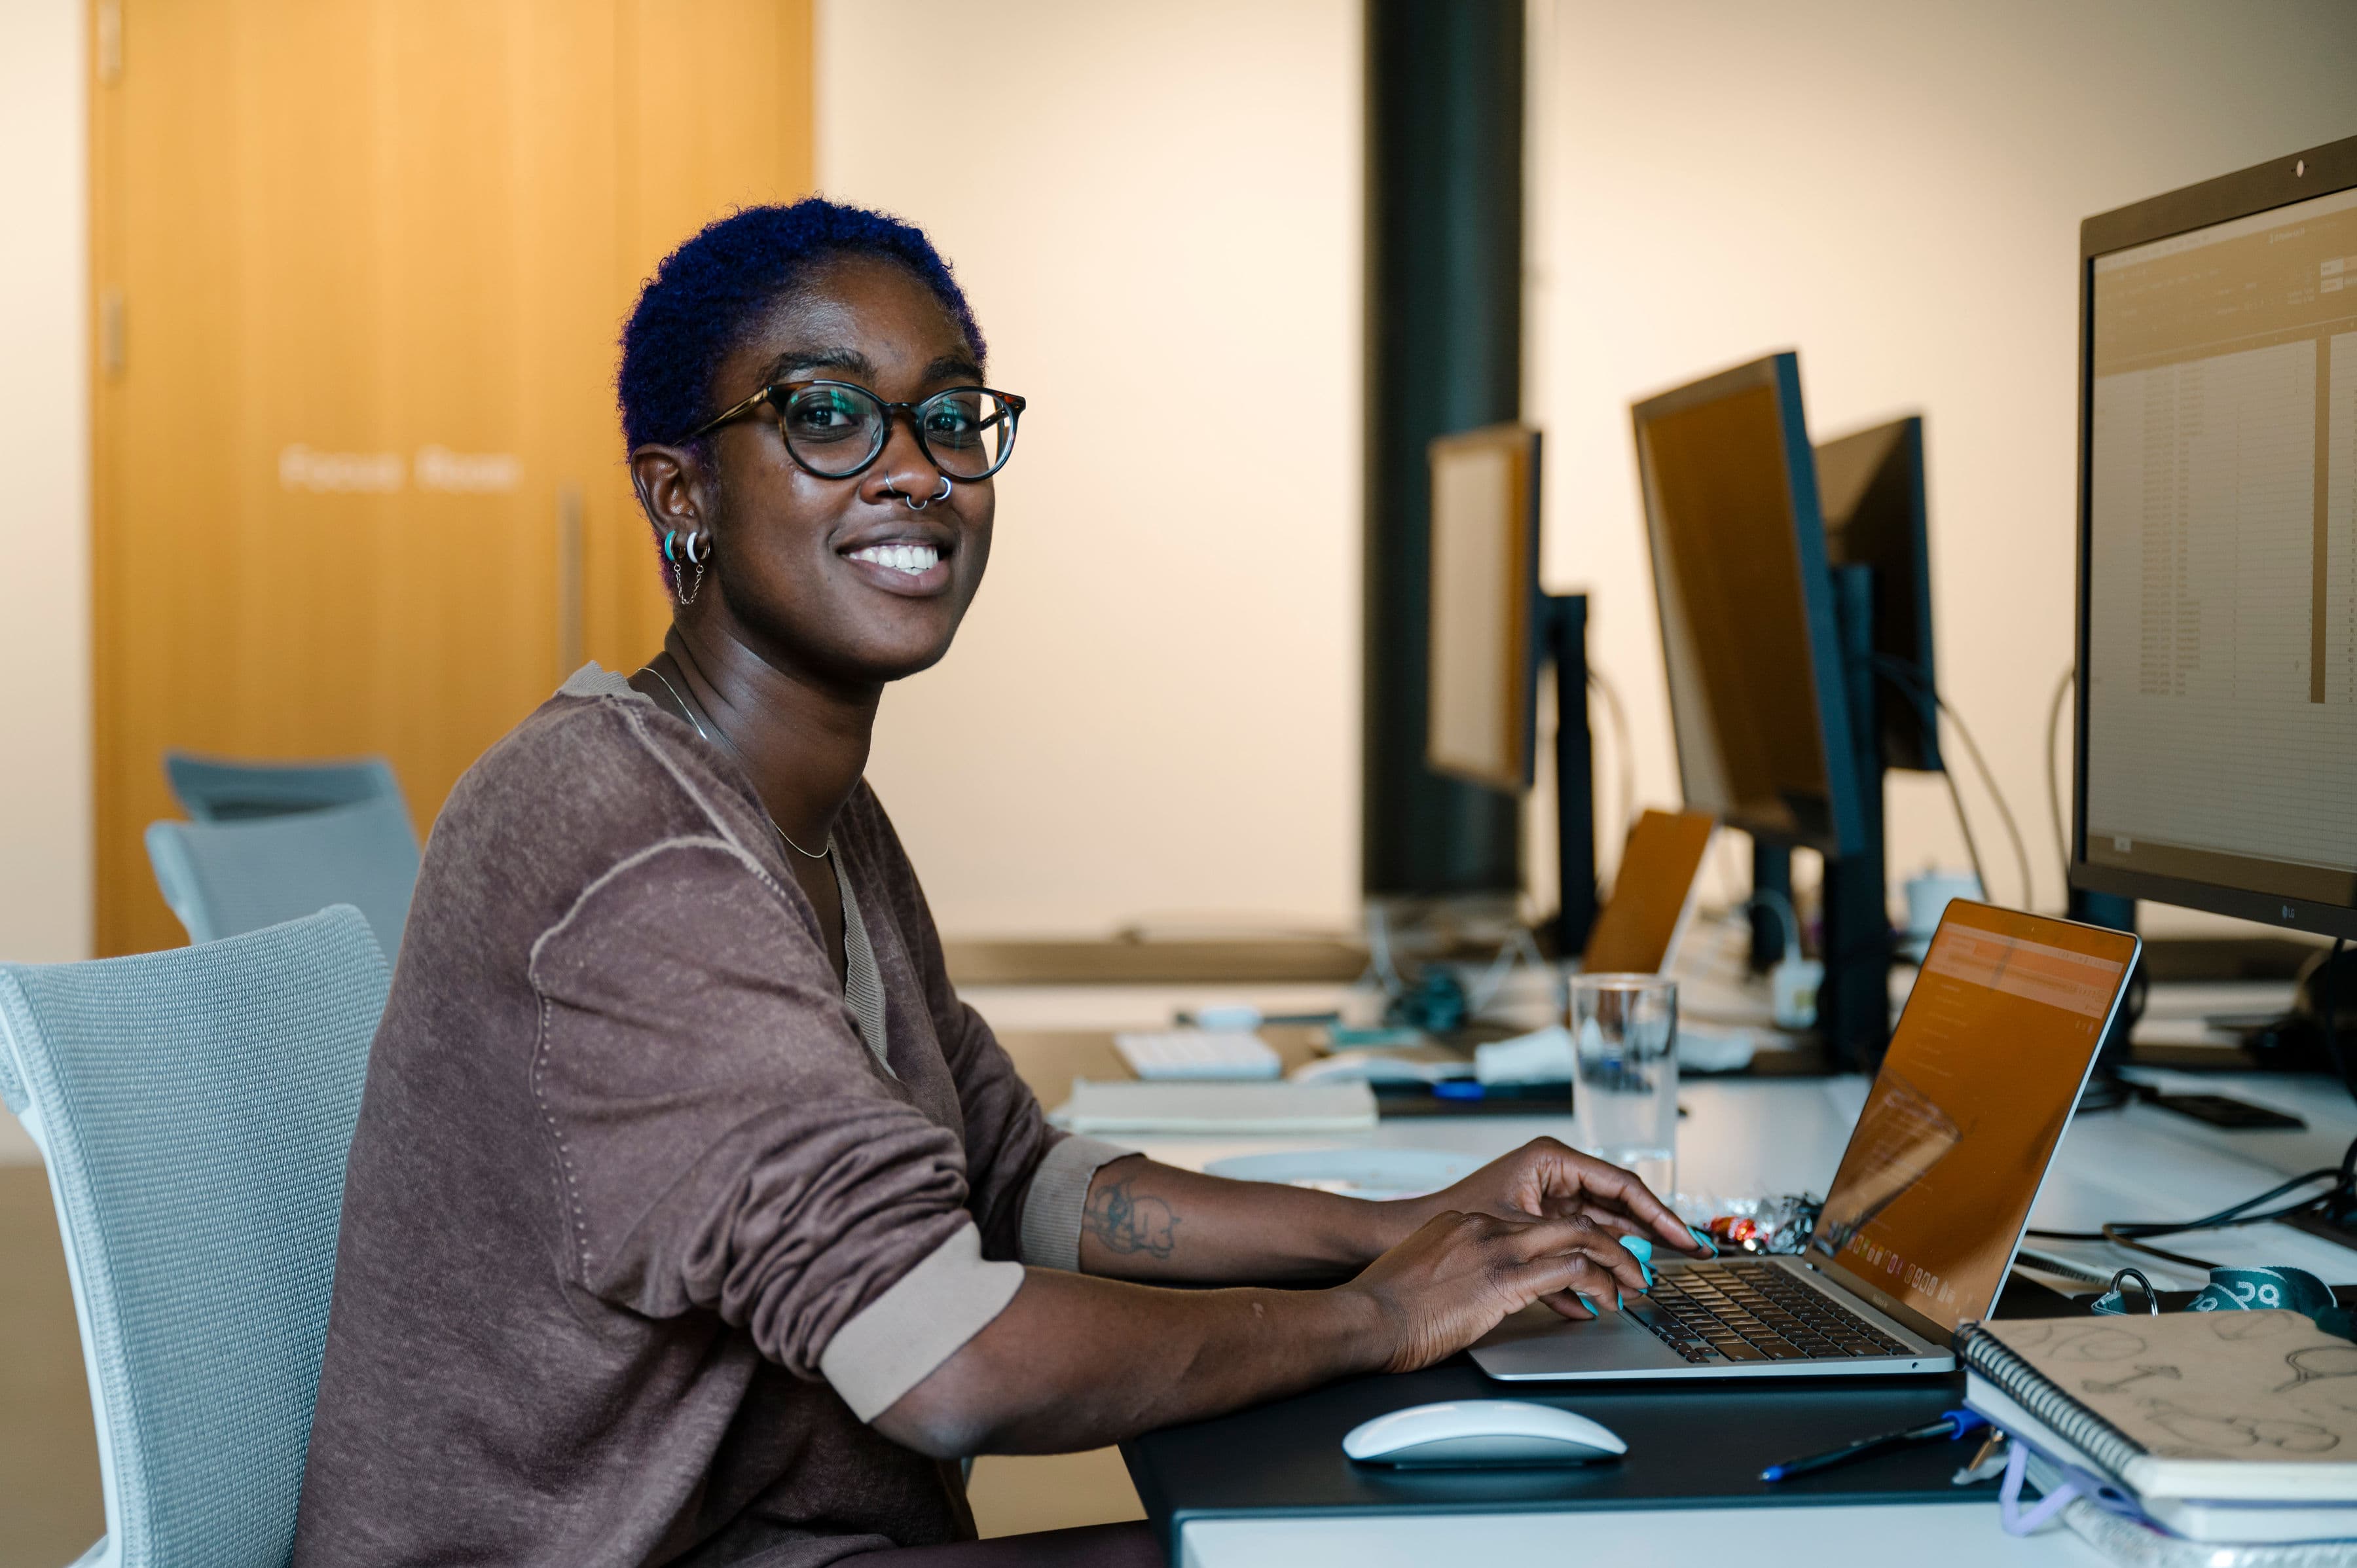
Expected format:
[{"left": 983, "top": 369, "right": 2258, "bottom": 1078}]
[{"left": 1341, "top": 1209, "right": 1653, "bottom": 1374}]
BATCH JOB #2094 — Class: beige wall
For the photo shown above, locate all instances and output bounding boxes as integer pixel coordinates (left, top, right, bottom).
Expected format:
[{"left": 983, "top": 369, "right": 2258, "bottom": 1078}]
[
  {"left": 0, "top": 0, "right": 90, "bottom": 963},
  {"left": 1526, "top": 0, "right": 2357, "bottom": 930},
  {"left": 816, "top": 0, "right": 1364, "bottom": 938},
  {"left": 10, "top": 3, "right": 2354, "bottom": 952}
]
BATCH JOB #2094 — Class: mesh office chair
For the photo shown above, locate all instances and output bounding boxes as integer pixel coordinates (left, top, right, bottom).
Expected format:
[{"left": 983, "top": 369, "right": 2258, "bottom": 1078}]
[
  {"left": 0, "top": 907, "right": 391, "bottom": 1568},
  {"left": 162, "top": 752, "right": 407, "bottom": 825},
  {"left": 145, "top": 795, "right": 420, "bottom": 961}
]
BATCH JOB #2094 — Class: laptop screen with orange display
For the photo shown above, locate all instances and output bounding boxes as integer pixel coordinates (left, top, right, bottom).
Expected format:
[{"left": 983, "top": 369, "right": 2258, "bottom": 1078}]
[{"left": 1809, "top": 902, "right": 2139, "bottom": 1342}]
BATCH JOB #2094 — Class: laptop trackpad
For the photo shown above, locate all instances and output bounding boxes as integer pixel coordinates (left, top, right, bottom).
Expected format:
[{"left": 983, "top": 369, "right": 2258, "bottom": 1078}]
[{"left": 1469, "top": 1302, "right": 1689, "bottom": 1379}]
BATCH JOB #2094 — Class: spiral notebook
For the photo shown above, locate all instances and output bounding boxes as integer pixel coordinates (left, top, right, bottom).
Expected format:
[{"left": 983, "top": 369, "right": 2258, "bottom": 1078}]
[{"left": 1960, "top": 1312, "right": 2357, "bottom": 1505}]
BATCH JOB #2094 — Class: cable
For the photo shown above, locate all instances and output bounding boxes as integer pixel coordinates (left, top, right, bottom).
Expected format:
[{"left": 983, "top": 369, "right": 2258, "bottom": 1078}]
[
  {"left": 1747, "top": 888, "right": 1804, "bottom": 957},
  {"left": 1874, "top": 658, "right": 2034, "bottom": 911},
  {"left": 2025, "top": 1156, "right": 2356, "bottom": 1265},
  {"left": 1528, "top": 665, "right": 1636, "bottom": 930},
  {"left": 2073, "top": 1072, "right": 2135, "bottom": 1114},
  {"left": 2326, "top": 936, "right": 2352, "bottom": 1110},
  {"left": 1467, "top": 925, "right": 1547, "bottom": 1017},
  {"left": 1365, "top": 903, "right": 1405, "bottom": 998},
  {"left": 1586, "top": 666, "right": 1639, "bottom": 840},
  {"left": 1869, "top": 665, "right": 1991, "bottom": 904},
  {"left": 2012, "top": 1247, "right": 2114, "bottom": 1285},
  {"left": 2045, "top": 666, "right": 2073, "bottom": 886},
  {"left": 1880, "top": 658, "right": 2032, "bottom": 906},
  {"left": 2100, "top": 1228, "right": 2221, "bottom": 1273}
]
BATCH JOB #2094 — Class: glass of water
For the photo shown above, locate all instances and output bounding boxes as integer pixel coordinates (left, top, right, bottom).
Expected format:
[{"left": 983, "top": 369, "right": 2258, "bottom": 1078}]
[{"left": 1569, "top": 974, "right": 1679, "bottom": 1195}]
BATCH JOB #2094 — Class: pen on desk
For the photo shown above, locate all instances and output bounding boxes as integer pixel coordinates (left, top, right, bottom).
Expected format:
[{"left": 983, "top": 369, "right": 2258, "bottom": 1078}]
[{"left": 1759, "top": 1410, "right": 1987, "bottom": 1484}]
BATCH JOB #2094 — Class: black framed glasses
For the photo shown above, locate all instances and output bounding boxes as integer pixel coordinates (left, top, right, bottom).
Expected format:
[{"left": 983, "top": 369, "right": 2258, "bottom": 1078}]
[{"left": 684, "top": 378, "right": 1026, "bottom": 482}]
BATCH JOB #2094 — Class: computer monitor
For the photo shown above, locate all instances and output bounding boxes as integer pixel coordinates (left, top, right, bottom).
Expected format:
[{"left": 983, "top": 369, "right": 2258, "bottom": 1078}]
[
  {"left": 1633, "top": 352, "right": 1867, "bottom": 856},
  {"left": 1426, "top": 425, "right": 1542, "bottom": 792},
  {"left": 1634, "top": 352, "right": 1895, "bottom": 1065},
  {"left": 2073, "top": 133, "right": 2357, "bottom": 941},
  {"left": 1817, "top": 416, "right": 1942, "bottom": 773},
  {"left": 1421, "top": 424, "right": 1599, "bottom": 953}
]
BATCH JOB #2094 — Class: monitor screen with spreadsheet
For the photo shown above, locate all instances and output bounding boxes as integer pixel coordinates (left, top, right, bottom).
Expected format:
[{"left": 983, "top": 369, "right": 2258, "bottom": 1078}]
[{"left": 2075, "top": 136, "right": 2357, "bottom": 937}]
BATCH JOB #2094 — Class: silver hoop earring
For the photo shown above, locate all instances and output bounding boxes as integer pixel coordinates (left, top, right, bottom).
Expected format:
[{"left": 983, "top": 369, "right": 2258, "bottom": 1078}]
[{"left": 670, "top": 530, "right": 708, "bottom": 607}]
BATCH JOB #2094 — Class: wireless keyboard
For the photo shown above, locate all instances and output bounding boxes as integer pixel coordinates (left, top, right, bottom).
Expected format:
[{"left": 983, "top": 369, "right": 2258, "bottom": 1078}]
[{"left": 1113, "top": 1029, "right": 1283, "bottom": 1080}]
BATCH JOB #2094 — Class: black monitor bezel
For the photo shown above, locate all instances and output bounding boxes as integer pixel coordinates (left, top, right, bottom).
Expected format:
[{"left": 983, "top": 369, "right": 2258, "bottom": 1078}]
[
  {"left": 2070, "top": 132, "right": 2357, "bottom": 940},
  {"left": 1635, "top": 350, "right": 1868, "bottom": 857}
]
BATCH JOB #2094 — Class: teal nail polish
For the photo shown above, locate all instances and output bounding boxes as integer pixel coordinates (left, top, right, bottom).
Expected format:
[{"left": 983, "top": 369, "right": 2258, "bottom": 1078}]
[
  {"left": 1618, "top": 1236, "right": 1653, "bottom": 1264},
  {"left": 1576, "top": 1293, "right": 1598, "bottom": 1317},
  {"left": 1687, "top": 1224, "right": 1721, "bottom": 1258}
]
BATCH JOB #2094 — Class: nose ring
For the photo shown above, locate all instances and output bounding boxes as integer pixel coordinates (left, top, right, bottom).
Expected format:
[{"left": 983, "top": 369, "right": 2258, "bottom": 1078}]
[{"left": 891, "top": 475, "right": 954, "bottom": 511}]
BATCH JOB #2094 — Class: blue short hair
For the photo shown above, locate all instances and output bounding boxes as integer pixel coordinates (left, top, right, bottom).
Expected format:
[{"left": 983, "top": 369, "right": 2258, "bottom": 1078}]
[{"left": 617, "top": 198, "right": 986, "bottom": 452}]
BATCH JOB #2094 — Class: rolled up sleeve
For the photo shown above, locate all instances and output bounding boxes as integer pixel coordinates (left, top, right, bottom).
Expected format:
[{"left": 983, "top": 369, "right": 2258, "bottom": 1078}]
[
  {"left": 1017, "top": 1135, "right": 1137, "bottom": 1271},
  {"left": 818, "top": 1222, "right": 1024, "bottom": 1420}
]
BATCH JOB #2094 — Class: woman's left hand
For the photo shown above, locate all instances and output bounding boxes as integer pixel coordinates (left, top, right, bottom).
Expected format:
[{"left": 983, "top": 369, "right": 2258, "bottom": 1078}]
[{"left": 1378, "top": 1137, "right": 1706, "bottom": 1261}]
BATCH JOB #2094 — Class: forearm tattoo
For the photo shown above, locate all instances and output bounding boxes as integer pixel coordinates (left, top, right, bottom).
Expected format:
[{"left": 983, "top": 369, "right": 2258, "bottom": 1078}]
[{"left": 1082, "top": 1176, "right": 1180, "bottom": 1260}]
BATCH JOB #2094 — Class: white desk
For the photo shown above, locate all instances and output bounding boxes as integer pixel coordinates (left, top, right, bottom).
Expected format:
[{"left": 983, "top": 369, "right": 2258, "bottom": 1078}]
[
  {"left": 1176, "top": 1506, "right": 2094, "bottom": 1567},
  {"left": 1121, "top": 1070, "right": 2357, "bottom": 1567}
]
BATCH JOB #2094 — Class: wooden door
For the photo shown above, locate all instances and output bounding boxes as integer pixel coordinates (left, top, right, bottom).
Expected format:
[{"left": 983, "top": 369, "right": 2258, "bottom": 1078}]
[{"left": 90, "top": 0, "right": 813, "bottom": 955}]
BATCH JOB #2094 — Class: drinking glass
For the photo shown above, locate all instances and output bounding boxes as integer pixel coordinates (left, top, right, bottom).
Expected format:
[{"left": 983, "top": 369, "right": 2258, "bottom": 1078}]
[{"left": 1569, "top": 974, "right": 1679, "bottom": 1195}]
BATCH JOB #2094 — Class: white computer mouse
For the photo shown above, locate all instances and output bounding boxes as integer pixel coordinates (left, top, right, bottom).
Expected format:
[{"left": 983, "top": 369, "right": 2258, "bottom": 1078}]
[{"left": 1341, "top": 1400, "right": 1627, "bottom": 1467}]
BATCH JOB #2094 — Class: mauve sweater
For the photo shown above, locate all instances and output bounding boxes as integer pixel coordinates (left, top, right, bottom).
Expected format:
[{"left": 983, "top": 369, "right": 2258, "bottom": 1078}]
[{"left": 291, "top": 665, "right": 1128, "bottom": 1567}]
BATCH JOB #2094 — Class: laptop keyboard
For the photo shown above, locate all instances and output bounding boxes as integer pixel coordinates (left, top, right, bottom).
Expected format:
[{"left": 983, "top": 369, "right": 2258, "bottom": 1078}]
[{"left": 1626, "top": 1260, "right": 1912, "bottom": 1364}]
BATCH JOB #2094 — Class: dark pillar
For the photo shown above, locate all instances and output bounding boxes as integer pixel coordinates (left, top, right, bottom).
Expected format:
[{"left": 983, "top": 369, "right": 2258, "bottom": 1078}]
[{"left": 1362, "top": 0, "right": 1526, "bottom": 900}]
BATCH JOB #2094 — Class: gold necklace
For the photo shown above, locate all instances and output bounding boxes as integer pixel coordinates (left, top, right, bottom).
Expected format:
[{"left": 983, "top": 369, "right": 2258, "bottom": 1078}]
[{"left": 637, "top": 665, "right": 833, "bottom": 861}]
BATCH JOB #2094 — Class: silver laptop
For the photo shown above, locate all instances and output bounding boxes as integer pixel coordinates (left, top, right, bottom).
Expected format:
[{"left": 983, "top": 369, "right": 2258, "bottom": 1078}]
[{"left": 1472, "top": 900, "right": 2141, "bottom": 1381}]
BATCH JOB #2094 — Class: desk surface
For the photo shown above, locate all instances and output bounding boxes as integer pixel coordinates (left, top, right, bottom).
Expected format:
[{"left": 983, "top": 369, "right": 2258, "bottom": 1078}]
[
  {"left": 978, "top": 939, "right": 2357, "bottom": 1565},
  {"left": 1127, "top": 1357, "right": 2006, "bottom": 1550},
  {"left": 1170, "top": 1503, "right": 2097, "bottom": 1567},
  {"left": 1083, "top": 1068, "right": 2357, "bottom": 1565}
]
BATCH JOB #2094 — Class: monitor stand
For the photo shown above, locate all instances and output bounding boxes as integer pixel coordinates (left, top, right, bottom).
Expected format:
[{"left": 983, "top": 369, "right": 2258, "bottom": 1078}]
[
  {"left": 1745, "top": 564, "right": 1892, "bottom": 1072},
  {"left": 1542, "top": 593, "right": 1599, "bottom": 957}
]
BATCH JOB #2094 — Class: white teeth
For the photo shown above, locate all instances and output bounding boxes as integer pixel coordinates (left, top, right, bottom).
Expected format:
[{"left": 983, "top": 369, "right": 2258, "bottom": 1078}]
[{"left": 850, "top": 543, "right": 940, "bottom": 575}]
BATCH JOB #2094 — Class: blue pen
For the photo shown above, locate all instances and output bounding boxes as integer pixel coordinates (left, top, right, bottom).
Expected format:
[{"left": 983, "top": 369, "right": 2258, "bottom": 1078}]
[{"left": 1761, "top": 1410, "right": 1988, "bottom": 1483}]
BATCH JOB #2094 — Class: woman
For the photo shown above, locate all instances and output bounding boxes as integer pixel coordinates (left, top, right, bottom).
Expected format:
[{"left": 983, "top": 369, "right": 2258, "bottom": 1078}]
[{"left": 293, "top": 199, "right": 1700, "bottom": 1568}]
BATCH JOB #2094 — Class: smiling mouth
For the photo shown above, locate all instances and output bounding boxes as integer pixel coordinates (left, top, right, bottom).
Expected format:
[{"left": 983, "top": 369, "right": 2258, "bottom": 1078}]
[{"left": 846, "top": 541, "right": 941, "bottom": 576}]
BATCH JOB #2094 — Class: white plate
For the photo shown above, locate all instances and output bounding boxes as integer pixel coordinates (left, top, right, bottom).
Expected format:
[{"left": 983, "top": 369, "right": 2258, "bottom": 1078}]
[{"left": 1203, "top": 1147, "right": 1479, "bottom": 1201}]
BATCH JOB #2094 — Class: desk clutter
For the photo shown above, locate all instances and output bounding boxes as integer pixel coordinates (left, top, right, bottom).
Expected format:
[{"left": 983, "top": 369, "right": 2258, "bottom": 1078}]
[
  {"left": 1963, "top": 1266, "right": 2357, "bottom": 1561},
  {"left": 1971, "top": 1312, "right": 2357, "bottom": 1536}
]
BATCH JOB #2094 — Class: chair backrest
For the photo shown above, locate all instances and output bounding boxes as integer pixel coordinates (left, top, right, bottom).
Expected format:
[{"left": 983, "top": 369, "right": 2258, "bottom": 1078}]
[
  {"left": 0, "top": 908, "right": 391, "bottom": 1568},
  {"left": 145, "top": 796, "right": 420, "bottom": 961},
  {"left": 162, "top": 752, "right": 406, "bottom": 825}
]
